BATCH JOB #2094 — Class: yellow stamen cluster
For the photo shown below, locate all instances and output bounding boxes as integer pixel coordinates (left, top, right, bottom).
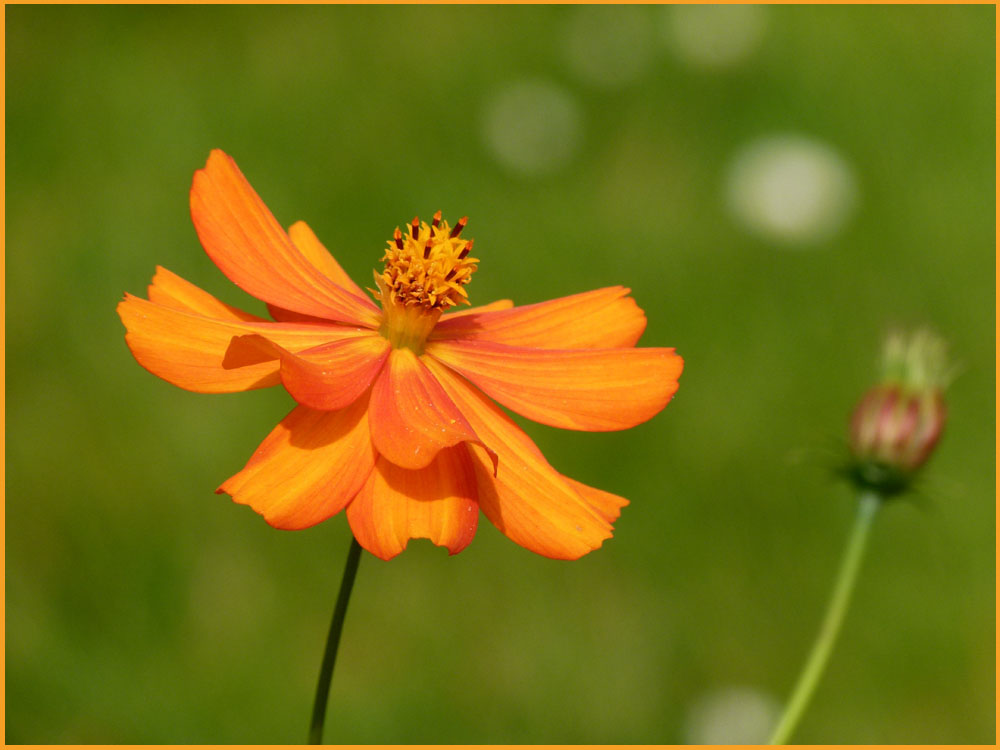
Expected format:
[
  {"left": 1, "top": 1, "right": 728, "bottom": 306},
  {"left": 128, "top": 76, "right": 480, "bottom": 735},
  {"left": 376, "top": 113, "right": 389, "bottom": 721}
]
[{"left": 373, "top": 211, "right": 478, "bottom": 311}]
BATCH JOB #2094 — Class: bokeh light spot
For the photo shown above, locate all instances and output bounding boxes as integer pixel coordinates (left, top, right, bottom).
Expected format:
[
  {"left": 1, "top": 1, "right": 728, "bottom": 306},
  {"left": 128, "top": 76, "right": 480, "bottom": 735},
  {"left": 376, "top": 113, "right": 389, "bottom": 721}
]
[
  {"left": 725, "top": 134, "right": 858, "bottom": 244},
  {"left": 481, "top": 79, "right": 583, "bottom": 177},
  {"left": 664, "top": 5, "right": 768, "bottom": 69},
  {"left": 561, "top": 5, "right": 655, "bottom": 89},
  {"left": 684, "top": 685, "right": 780, "bottom": 744}
]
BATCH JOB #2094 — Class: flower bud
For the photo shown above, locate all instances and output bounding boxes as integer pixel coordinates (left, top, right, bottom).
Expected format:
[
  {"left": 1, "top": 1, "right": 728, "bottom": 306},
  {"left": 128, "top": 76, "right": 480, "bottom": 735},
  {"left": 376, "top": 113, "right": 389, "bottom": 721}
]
[{"left": 846, "top": 330, "right": 951, "bottom": 496}]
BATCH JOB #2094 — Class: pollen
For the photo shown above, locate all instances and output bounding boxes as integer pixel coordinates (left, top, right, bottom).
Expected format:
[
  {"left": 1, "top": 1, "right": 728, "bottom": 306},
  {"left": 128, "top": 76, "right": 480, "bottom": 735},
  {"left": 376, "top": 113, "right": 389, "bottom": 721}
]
[{"left": 373, "top": 212, "right": 478, "bottom": 311}]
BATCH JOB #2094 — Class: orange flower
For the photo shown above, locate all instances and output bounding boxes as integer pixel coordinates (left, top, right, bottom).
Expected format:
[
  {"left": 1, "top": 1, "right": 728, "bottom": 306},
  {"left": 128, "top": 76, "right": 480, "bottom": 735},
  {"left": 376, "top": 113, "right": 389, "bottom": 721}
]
[{"left": 117, "top": 150, "right": 683, "bottom": 560}]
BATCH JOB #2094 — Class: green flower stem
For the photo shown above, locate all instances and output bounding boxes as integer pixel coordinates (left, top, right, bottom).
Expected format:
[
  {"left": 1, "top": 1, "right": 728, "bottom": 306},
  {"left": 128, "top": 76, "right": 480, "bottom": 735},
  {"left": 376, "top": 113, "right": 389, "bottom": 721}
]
[
  {"left": 769, "top": 490, "right": 882, "bottom": 745},
  {"left": 309, "top": 537, "right": 363, "bottom": 745}
]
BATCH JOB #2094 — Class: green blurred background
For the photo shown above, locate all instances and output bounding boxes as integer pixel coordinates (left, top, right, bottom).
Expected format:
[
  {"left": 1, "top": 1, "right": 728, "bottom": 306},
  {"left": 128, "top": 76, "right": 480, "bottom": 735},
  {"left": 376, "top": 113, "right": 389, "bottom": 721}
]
[{"left": 6, "top": 5, "right": 994, "bottom": 744}]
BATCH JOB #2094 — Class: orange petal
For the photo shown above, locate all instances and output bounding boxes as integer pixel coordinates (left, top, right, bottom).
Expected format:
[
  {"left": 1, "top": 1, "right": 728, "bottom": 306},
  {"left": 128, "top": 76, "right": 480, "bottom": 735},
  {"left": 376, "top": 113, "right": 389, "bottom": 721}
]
[
  {"left": 345, "top": 448, "right": 479, "bottom": 560},
  {"left": 147, "top": 266, "right": 266, "bottom": 321},
  {"left": 265, "top": 303, "right": 340, "bottom": 324},
  {"left": 426, "top": 359, "right": 614, "bottom": 560},
  {"left": 267, "top": 221, "right": 375, "bottom": 323},
  {"left": 561, "top": 475, "right": 629, "bottom": 524},
  {"left": 427, "top": 340, "right": 683, "bottom": 431},
  {"left": 225, "top": 333, "right": 390, "bottom": 411},
  {"left": 367, "top": 347, "right": 486, "bottom": 470},
  {"left": 117, "top": 292, "right": 369, "bottom": 393},
  {"left": 190, "top": 150, "right": 380, "bottom": 327},
  {"left": 439, "top": 298, "right": 514, "bottom": 321},
  {"left": 288, "top": 220, "right": 371, "bottom": 301},
  {"left": 218, "top": 400, "right": 375, "bottom": 530},
  {"left": 430, "top": 286, "right": 646, "bottom": 349}
]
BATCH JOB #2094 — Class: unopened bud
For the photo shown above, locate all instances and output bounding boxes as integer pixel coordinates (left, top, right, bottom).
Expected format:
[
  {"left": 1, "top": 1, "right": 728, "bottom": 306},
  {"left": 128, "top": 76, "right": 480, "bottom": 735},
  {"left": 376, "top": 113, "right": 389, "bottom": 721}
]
[{"left": 846, "top": 330, "right": 951, "bottom": 496}]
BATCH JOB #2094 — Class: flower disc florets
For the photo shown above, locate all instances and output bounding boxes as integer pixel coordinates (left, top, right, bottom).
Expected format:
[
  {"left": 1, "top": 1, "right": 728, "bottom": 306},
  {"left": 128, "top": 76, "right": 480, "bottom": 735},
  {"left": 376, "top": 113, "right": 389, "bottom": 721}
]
[
  {"left": 374, "top": 212, "right": 477, "bottom": 352},
  {"left": 374, "top": 212, "right": 477, "bottom": 311}
]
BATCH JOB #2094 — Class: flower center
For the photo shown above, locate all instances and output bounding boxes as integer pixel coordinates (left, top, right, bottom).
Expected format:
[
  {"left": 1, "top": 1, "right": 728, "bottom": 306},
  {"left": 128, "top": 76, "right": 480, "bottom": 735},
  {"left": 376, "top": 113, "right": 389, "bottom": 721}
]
[{"left": 374, "top": 212, "right": 477, "bottom": 352}]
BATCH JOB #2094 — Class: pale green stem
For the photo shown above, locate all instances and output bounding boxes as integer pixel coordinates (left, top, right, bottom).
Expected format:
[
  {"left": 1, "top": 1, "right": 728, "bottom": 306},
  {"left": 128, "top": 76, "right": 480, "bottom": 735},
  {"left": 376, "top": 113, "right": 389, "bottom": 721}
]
[{"left": 768, "top": 490, "right": 881, "bottom": 744}]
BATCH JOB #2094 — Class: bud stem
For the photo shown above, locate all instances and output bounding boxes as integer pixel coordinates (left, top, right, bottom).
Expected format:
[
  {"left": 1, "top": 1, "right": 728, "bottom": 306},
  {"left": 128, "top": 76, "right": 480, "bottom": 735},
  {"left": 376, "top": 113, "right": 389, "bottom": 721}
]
[{"left": 768, "top": 490, "right": 881, "bottom": 744}]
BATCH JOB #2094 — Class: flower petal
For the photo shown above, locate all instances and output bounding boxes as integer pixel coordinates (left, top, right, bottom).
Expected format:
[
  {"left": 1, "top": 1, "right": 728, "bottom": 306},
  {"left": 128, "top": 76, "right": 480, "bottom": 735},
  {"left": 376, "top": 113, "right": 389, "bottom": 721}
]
[
  {"left": 117, "top": 293, "right": 369, "bottom": 393},
  {"left": 147, "top": 266, "right": 266, "bottom": 321},
  {"left": 288, "top": 220, "right": 371, "bottom": 301},
  {"left": 439, "top": 298, "right": 514, "bottom": 321},
  {"left": 430, "top": 286, "right": 646, "bottom": 348},
  {"left": 426, "top": 339, "right": 683, "bottom": 431},
  {"left": 560, "top": 475, "right": 629, "bottom": 524},
  {"left": 225, "top": 333, "right": 390, "bottom": 411},
  {"left": 346, "top": 448, "right": 479, "bottom": 560},
  {"left": 189, "top": 150, "right": 380, "bottom": 327},
  {"left": 263, "top": 220, "right": 379, "bottom": 324},
  {"left": 218, "top": 400, "right": 375, "bottom": 530},
  {"left": 265, "top": 304, "right": 337, "bottom": 324},
  {"left": 367, "top": 347, "right": 487, "bottom": 470},
  {"left": 426, "top": 359, "right": 614, "bottom": 560}
]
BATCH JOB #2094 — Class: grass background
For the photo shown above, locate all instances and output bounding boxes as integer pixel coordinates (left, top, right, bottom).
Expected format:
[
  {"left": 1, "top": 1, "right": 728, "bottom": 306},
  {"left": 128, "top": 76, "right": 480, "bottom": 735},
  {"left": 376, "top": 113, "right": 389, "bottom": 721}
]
[{"left": 5, "top": 5, "right": 994, "bottom": 744}]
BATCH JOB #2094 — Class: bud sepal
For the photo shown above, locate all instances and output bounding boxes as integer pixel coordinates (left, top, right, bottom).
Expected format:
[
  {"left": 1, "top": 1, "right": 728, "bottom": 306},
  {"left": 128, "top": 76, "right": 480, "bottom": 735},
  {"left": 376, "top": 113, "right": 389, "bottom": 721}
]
[{"left": 844, "top": 329, "right": 951, "bottom": 497}]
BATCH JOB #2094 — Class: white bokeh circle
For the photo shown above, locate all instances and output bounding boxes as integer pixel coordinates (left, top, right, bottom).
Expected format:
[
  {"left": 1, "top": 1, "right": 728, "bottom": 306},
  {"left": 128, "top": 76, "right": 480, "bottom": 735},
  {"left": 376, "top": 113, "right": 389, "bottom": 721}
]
[
  {"left": 726, "top": 134, "right": 858, "bottom": 244},
  {"left": 684, "top": 685, "right": 781, "bottom": 744}
]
